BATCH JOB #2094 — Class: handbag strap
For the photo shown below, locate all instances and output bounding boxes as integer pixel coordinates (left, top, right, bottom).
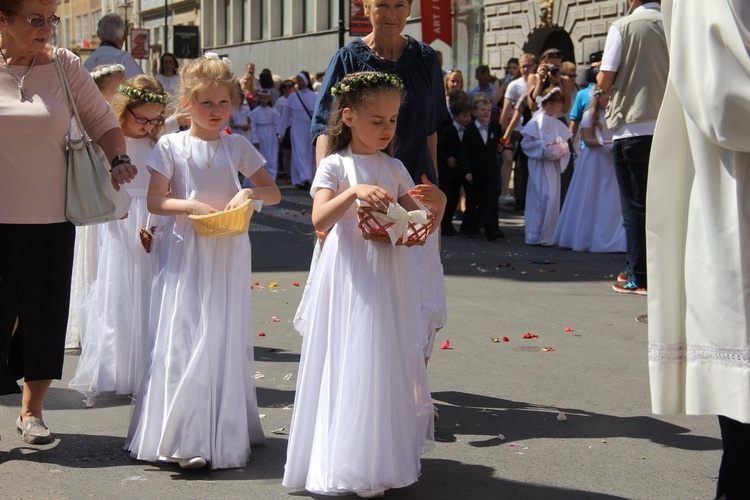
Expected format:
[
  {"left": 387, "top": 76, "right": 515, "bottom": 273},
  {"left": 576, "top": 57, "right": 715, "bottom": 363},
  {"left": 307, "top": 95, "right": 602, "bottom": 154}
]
[
  {"left": 53, "top": 48, "right": 88, "bottom": 142},
  {"left": 295, "top": 91, "right": 313, "bottom": 119}
]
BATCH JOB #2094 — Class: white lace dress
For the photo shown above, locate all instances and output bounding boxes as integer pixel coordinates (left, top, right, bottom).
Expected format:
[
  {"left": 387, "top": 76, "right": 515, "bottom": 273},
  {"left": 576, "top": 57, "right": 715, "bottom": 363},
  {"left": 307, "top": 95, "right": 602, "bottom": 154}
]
[
  {"left": 125, "top": 133, "right": 266, "bottom": 469},
  {"left": 284, "top": 150, "right": 434, "bottom": 495}
]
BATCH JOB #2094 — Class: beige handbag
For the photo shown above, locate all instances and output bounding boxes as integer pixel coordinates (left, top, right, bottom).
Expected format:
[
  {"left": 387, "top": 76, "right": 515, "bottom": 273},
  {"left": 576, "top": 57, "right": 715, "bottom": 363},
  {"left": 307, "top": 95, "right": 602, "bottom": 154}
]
[{"left": 53, "top": 48, "right": 131, "bottom": 225}]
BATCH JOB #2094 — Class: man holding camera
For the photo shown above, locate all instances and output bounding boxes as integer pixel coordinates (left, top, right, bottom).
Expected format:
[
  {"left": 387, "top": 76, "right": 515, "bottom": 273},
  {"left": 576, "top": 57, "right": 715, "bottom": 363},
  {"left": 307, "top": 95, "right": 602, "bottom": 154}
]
[{"left": 597, "top": 0, "right": 668, "bottom": 295}]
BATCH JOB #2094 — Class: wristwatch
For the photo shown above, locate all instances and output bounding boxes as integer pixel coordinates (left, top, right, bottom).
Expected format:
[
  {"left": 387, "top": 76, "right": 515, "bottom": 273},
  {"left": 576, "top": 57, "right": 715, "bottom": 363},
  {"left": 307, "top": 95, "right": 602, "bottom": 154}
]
[{"left": 110, "top": 154, "right": 131, "bottom": 168}]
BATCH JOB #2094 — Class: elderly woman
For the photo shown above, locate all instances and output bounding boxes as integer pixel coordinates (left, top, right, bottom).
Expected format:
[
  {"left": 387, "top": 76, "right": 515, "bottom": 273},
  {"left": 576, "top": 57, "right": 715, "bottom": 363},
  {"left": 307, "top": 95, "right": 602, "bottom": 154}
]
[
  {"left": 0, "top": 0, "right": 136, "bottom": 444},
  {"left": 312, "top": 0, "right": 446, "bottom": 184}
]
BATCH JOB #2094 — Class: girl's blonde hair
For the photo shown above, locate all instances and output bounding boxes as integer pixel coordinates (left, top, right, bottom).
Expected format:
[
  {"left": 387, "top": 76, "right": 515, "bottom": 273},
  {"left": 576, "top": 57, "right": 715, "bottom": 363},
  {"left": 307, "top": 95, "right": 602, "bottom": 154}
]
[
  {"left": 588, "top": 85, "right": 608, "bottom": 132},
  {"left": 111, "top": 75, "right": 168, "bottom": 144},
  {"left": 179, "top": 54, "right": 240, "bottom": 109},
  {"left": 325, "top": 72, "right": 404, "bottom": 156}
]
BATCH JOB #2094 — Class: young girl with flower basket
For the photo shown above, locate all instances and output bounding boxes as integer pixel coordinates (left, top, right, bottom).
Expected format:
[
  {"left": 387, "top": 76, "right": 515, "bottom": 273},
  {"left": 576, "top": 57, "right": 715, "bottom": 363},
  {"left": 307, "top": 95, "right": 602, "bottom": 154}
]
[
  {"left": 69, "top": 75, "right": 169, "bottom": 401},
  {"left": 283, "top": 72, "right": 444, "bottom": 498},
  {"left": 520, "top": 86, "right": 573, "bottom": 245},
  {"left": 125, "top": 53, "right": 280, "bottom": 470}
]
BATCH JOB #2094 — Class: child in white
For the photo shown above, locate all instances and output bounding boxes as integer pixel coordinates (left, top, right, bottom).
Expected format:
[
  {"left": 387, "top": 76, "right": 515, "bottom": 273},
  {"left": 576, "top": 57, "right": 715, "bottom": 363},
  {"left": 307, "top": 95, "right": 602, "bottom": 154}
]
[
  {"left": 249, "top": 89, "right": 281, "bottom": 179},
  {"left": 229, "top": 93, "right": 252, "bottom": 140},
  {"left": 521, "top": 86, "right": 573, "bottom": 245},
  {"left": 553, "top": 87, "right": 626, "bottom": 252},
  {"left": 283, "top": 72, "right": 444, "bottom": 498},
  {"left": 70, "top": 76, "right": 169, "bottom": 401},
  {"left": 125, "top": 53, "right": 281, "bottom": 470}
]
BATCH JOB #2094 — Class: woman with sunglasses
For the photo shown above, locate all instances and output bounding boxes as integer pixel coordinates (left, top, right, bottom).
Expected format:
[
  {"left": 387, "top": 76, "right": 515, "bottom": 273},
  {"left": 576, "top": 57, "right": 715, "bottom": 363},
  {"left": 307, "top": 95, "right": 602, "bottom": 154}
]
[
  {"left": 70, "top": 76, "right": 169, "bottom": 404},
  {"left": 0, "top": 0, "right": 136, "bottom": 444},
  {"left": 526, "top": 48, "right": 576, "bottom": 115}
]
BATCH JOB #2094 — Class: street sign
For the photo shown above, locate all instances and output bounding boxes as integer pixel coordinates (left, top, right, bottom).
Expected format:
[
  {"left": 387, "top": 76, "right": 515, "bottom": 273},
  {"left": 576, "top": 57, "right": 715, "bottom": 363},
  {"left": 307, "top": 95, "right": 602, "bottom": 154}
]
[{"left": 173, "top": 26, "right": 200, "bottom": 59}]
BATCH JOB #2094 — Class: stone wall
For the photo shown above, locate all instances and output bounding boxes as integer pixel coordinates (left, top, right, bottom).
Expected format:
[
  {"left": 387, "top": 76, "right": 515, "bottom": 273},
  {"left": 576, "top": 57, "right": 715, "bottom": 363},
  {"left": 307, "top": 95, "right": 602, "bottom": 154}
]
[{"left": 484, "top": 0, "right": 626, "bottom": 72}]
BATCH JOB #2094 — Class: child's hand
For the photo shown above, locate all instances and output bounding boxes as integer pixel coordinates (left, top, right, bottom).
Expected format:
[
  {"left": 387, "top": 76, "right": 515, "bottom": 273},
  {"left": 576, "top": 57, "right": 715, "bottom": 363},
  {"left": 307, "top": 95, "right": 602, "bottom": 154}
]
[
  {"left": 352, "top": 184, "right": 393, "bottom": 210},
  {"left": 409, "top": 175, "right": 447, "bottom": 212},
  {"left": 225, "top": 189, "right": 253, "bottom": 210},
  {"left": 187, "top": 200, "right": 218, "bottom": 216}
]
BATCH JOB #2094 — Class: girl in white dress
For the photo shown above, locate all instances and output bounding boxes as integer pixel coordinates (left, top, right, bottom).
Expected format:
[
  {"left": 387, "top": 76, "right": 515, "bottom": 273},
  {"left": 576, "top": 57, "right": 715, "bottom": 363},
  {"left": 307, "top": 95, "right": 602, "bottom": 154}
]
[
  {"left": 521, "top": 87, "right": 573, "bottom": 246},
  {"left": 553, "top": 88, "right": 626, "bottom": 252},
  {"left": 229, "top": 93, "right": 252, "bottom": 140},
  {"left": 283, "top": 72, "right": 444, "bottom": 498},
  {"left": 248, "top": 89, "right": 281, "bottom": 179},
  {"left": 125, "top": 53, "right": 281, "bottom": 470},
  {"left": 65, "top": 64, "right": 126, "bottom": 349},
  {"left": 69, "top": 76, "right": 169, "bottom": 400},
  {"left": 278, "top": 71, "right": 317, "bottom": 189}
]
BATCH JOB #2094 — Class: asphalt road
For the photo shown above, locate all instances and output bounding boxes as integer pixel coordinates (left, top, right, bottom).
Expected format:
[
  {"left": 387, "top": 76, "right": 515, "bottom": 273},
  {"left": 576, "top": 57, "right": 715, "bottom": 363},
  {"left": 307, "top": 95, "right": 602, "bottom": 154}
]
[{"left": 0, "top": 185, "right": 722, "bottom": 499}]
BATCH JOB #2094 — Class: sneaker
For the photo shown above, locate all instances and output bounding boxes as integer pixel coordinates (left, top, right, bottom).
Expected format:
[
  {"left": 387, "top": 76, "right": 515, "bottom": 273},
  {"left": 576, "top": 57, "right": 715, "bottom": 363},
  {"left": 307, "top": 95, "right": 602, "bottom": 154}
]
[
  {"left": 499, "top": 194, "right": 515, "bottom": 205},
  {"left": 612, "top": 280, "right": 647, "bottom": 296},
  {"left": 617, "top": 271, "right": 629, "bottom": 282}
]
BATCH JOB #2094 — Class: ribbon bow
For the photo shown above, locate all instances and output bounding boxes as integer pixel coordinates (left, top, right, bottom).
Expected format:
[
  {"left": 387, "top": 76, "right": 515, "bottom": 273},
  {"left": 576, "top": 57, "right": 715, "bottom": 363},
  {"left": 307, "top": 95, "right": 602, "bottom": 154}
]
[{"left": 380, "top": 202, "right": 428, "bottom": 246}]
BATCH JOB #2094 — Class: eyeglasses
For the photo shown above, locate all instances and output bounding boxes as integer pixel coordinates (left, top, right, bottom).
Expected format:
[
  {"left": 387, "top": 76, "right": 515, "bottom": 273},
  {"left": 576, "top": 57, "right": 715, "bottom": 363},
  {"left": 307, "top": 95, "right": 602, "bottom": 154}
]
[
  {"left": 13, "top": 13, "right": 60, "bottom": 28},
  {"left": 128, "top": 107, "right": 163, "bottom": 125},
  {"left": 543, "top": 51, "right": 563, "bottom": 60},
  {"left": 282, "top": 84, "right": 295, "bottom": 89}
]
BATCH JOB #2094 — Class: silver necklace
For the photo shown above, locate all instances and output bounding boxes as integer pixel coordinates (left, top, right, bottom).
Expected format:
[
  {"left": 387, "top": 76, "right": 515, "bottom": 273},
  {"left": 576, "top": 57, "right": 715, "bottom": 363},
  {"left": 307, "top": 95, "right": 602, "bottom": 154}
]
[
  {"left": 194, "top": 136, "right": 220, "bottom": 168},
  {"left": 0, "top": 50, "right": 38, "bottom": 102}
]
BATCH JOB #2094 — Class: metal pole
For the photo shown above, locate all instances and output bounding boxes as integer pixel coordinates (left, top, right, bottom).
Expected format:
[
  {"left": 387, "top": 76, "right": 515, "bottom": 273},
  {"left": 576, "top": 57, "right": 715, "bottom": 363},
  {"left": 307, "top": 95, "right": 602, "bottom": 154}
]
[{"left": 338, "top": 0, "right": 345, "bottom": 48}]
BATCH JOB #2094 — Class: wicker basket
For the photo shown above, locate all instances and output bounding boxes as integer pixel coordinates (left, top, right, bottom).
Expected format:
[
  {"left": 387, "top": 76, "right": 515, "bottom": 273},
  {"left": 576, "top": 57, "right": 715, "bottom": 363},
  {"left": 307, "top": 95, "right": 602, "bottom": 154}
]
[
  {"left": 189, "top": 198, "right": 254, "bottom": 238},
  {"left": 357, "top": 206, "right": 434, "bottom": 247}
]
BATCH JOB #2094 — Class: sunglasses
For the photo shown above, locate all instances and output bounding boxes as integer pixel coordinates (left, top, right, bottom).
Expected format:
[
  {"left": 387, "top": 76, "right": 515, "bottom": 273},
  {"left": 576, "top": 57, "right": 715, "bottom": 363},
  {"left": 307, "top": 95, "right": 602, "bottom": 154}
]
[
  {"left": 13, "top": 13, "right": 60, "bottom": 28},
  {"left": 282, "top": 84, "right": 295, "bottom": 89},
  {"left": 128, "top": 107, "right": 163, "bottom": 125},
  {"left": 543, "top": 51, "right": 563, "bottom": 60}
]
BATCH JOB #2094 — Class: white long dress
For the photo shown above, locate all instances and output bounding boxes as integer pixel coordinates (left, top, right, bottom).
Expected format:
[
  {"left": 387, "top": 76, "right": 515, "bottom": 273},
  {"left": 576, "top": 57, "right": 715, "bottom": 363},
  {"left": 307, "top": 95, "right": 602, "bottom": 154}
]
[
  {"left": 647, "top": 0, "right": 750, "bottom": 424},
  {"left": 521, "top": 113, "right": 573, "bottom": 245},
  {"left": 278, "top": 89, "right": 317, "bottom": 186},
  {"left": 249, "top": 104, "right": 280, "bottom": 179},
  {"left": 65, "top": 225, "right": 98, "bottom": 349},
  {"left": 552, "top": 109, "right": 626, "bottom": 253},
  {"left": 230, "top": 102, "right": 252, "bottom": 141},
  {"left": 125, "top": 132, "right": 266, "bottom": 469},
  {"left": 69, "top": 137, "right": 163, "bottom": 398},
  {"left": 414, "top": 230, "right": 447, "bottom": 359},
  {"left": 283, "top": 150, "right": 434, "bottom": 495}
]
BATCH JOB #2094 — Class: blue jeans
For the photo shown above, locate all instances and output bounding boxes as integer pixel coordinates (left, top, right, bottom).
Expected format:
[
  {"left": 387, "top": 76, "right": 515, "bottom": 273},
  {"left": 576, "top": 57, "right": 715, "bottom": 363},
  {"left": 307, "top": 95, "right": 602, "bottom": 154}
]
[{"left": 612, "top": 136, "right": 652, "bottom": 288}]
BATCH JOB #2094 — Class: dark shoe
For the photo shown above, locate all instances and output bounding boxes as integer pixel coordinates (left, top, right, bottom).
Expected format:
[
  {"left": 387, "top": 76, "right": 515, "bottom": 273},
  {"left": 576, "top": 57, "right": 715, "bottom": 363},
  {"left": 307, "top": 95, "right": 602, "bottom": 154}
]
[
  {"left": 486, "top": 230, "right": 504, "bottom": 242},
  {"left": 612, "top": 280, "right": 647, "bottom": 296},
  {"left": 16, "top": 415, "right": 52, "bottom": 444}
]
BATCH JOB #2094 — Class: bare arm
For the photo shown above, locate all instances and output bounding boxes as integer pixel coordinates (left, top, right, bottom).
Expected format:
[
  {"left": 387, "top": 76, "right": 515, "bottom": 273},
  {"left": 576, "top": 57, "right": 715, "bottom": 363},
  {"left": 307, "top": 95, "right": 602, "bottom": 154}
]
[
  {"left": 597, "top": 70, "right": 616, "bottom": 92},
  {"left": 147, "top": 171, "right": 217, "bottom": 216},
  {"left": 500, "top": 97, "right": 514, "bottom": 130},
  {"left": 96, "top": 127, "right": 137, "bottom": 191},
  {"left": 226, "top": 167, "right": 282, "bottom": 210},
  {"left": 312, "top": 184, "right": 394, "bottom": 232},
  {"left": 581, "top": 125, "right": 607, "bottom": 148}
]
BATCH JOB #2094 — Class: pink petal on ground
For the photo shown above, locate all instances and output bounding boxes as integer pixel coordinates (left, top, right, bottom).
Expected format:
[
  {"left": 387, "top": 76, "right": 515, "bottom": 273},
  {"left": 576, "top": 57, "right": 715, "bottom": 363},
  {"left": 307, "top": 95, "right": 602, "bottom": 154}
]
[
  {"left": 440, "top": 340, "right": 450, "bottom": 350},
  {"left": 293, "top": 281, "right": 300, "bottom": 286},
  {"left": 272, "top": 317, "right": 280, "bottom": 322},
  {"left": 258, "top": 332, "right": 266, "bottom": 337},
  {"left": 564, "top": 327, "right": 574, "bottom": 332}
]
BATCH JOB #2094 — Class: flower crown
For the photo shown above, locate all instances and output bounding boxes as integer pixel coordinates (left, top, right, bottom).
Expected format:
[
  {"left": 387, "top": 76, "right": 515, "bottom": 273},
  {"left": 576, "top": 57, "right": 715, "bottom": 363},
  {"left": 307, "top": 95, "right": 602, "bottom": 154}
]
[
  {"left": 116, "top": 84, "right": 170, "bottom": 104},
  {"left": 540, "top": 86, "right": 562, "bottom": 104},
  {"left": 90, "top": 64, "right": 125, "bottom": 81},
  {"left": 330, "top": 72, "right": 404, "bottom": 96}
]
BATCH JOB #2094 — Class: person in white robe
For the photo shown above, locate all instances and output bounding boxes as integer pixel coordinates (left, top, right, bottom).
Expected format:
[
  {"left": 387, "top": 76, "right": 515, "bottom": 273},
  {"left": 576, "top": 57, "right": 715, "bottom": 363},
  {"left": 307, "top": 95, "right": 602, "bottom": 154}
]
[{"left": 647, "top": 1, "right": 750, "bottom": 497}]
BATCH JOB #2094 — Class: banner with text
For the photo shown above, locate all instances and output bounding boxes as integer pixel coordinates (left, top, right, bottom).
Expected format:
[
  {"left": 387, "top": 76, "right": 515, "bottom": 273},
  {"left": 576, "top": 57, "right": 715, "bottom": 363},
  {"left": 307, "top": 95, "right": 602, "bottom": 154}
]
[{"left": 420, "top": 0, "right": 452, "bottom": 47}]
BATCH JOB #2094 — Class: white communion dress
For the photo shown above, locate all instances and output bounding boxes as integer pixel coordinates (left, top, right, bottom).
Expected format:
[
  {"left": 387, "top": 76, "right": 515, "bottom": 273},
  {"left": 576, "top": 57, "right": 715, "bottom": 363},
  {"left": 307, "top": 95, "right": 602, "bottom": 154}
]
[
  {"left": 125, "top": 132, "right": 266, "bottom": 469},
  {"left": 69, "top": 136, "right": 165, "bottom": 399},
  {"left": 283, "top": 150, "right": 434, "bottom": 495},
  {"left": 553, "top": 109, "right": 626, "bottom": 253}
]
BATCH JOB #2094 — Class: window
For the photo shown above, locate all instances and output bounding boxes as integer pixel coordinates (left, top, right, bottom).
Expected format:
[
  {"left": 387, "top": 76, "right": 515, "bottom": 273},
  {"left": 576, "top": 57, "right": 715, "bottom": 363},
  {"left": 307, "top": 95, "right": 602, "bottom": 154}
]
[
  {"left": 305, "top": 0, "right": 315, "bottom": 32},
  {"left": 64, "top": 17, "right": 70, "bottom": 47},
  {"left": 82, "top": 14, "right": 89, "bottom": 44},
  {"left": 75, "top": 15, "right": 81, "bottom": 46},
  {"left": 243, "top": 0, "right": 250, "bottom": 40}
]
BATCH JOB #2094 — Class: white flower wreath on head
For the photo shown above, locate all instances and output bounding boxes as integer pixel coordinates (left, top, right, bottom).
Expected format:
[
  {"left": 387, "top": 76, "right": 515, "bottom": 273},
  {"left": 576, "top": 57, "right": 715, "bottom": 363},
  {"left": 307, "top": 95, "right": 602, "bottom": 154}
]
[
  {"left": 203, "top": 52, "right": 233, "bottom": 71},
  {"left": 90, "top": 64, "right": 126, "bottom": 81},
  {"left": 540, "top": 86, "right": 562, "bottom": 104}
]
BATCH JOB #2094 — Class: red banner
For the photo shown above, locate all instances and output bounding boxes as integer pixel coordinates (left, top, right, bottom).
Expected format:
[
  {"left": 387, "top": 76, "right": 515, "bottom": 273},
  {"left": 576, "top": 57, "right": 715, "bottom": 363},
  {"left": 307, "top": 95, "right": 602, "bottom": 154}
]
[
  {"left": 350, "top": 0, "right": 372, "bottom": 37},
  {"left": 420, "top": 0, "right": 452, "bottom": 47}
]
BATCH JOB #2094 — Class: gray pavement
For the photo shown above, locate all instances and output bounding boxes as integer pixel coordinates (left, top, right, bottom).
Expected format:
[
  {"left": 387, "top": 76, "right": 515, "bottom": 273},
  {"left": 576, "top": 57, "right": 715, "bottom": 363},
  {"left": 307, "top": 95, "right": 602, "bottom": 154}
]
[{"left": 0, "top": 186, "right": 721, "bottom": 499}]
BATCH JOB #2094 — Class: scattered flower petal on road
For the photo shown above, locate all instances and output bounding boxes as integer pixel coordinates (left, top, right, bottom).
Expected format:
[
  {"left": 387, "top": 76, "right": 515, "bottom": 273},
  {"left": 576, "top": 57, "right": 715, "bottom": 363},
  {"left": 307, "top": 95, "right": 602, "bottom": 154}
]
[
  {"left": 258, "top": 332, "right": 266, "bottom": 337},
  {"left": 272, "top": 317, "right": 280, "bottom": 322},
  {"left": 564, "top": 327, "right": 575, "bottom": 332},
  {"left": 271, "top": 427, "right": 287, "bottom": 435},
  {"left": 557, "top": 412, "right": 567, "bottom": 421},
  {"left": 541, "top": 347, "right": 555, "bottom": 352},
  {"left": 491, "top": 337, "right": 500, "bottom": 343},
  {"left": 283, "top": 373, "right": 294, "bottom": 380},
  {"left": 440, "top": 340, "right": 451, "bottom": 350},
  {"left": 508, "top": 442, "right": 520, "bottom": 447},
  {"left": 498, "top": 434, "right": 506, "bottom": 441},
  {"left": 502, "top": 336, "right": 510, "bottom": 342},
  {"left": 293, "top": 281, "right": 300, "bottom": 286},
  {"left": 522, "top": 333, "right": 539, "bottom": 340}
]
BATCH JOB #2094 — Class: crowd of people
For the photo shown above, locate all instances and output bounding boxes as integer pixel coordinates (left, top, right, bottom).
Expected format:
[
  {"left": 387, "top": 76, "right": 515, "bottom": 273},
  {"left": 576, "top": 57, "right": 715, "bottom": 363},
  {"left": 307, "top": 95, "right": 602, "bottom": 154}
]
[{"left": 2, "top": 0, "right": 748, "bottom": 498}]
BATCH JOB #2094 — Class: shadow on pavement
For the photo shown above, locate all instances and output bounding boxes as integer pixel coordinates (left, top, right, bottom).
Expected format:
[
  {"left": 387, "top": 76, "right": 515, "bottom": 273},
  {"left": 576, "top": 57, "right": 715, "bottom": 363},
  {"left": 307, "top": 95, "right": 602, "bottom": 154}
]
[{"left": 432, "top": 390, "right": 721, "bottom": 451}]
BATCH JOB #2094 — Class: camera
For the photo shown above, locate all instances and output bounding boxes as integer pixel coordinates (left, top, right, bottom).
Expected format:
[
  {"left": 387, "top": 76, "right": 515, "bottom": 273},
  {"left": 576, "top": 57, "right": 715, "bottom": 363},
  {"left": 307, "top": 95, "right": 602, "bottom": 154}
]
[
  {"left": 585, "top": 65, "right": 600, "bottom": 84},
  {"left": 548, "top": 64, "right": 559, "bottom": 76}
]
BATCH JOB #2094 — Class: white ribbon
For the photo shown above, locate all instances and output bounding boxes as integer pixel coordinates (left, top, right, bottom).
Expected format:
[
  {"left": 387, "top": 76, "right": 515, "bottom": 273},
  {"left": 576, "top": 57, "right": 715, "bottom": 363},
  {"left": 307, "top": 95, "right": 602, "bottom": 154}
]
[{"left": 378, "top": 202, "right": 428, "bottom": 246}]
